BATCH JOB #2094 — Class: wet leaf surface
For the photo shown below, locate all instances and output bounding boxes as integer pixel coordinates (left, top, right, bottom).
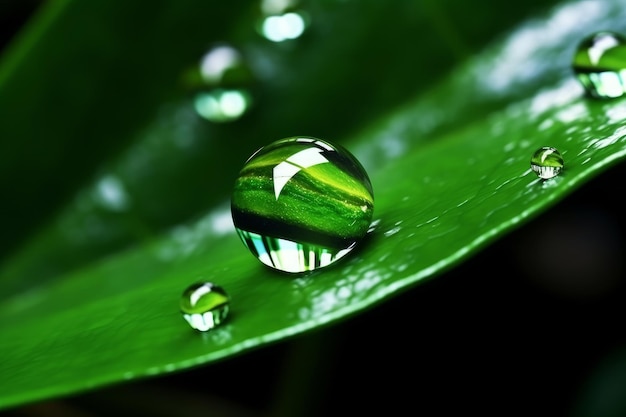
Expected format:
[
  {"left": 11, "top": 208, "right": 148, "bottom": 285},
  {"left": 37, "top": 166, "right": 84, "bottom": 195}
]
[{"left": 1, "top": 0, "right": 626, "bottom": 410}]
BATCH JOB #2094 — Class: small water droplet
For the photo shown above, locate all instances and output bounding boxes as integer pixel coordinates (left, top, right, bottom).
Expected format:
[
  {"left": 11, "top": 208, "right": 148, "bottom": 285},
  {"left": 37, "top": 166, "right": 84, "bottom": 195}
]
[
  {"left": 180, "top": 282, "right": 230, "bottom": 331},
  {"left": 231, "top": 136, "right": 374, "bottom": 274},
  {"left": 182, "top": 44, "right": 255, "bottom": 123},
  {"left": 194, "top": 89, "right": 252, "bottom": 122},
  {"left": 94, "top": 175, "right": 130, "bottom": 212},
  {"left": 257, "top": 0, "right": 309, "bottom": 43},
  {"left": 572, "top": 31, "right": 626, "bottom": 99},
  {"left": 530, "top": 146, "right": 564, "bottom": 179},
  {"left": 260, "top": 12, "right": 308, "bottom": 42}
]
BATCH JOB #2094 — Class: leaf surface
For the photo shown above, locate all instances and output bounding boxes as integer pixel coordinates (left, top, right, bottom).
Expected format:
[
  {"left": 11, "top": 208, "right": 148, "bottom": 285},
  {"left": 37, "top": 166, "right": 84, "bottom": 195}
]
[{"left": 1, "top": 0, "right": 626, "bottom": 410}]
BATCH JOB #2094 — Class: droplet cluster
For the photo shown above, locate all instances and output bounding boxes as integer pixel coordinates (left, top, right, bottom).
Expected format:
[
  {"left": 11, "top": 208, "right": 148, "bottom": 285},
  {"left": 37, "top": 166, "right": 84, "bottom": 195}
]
[{"left": 180, "top": 29, "right": 626, "bottom": 333}]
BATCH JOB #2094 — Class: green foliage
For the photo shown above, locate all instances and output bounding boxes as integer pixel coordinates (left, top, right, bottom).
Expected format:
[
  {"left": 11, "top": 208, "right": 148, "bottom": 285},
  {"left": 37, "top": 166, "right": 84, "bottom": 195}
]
[{"left": 1, "top": 0, "right": 626, "bottom": 414}]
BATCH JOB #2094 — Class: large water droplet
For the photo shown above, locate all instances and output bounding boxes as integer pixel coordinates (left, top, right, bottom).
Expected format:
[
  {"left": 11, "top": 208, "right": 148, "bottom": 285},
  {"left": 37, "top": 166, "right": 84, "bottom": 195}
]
[
  {"left": 231, "top": 136, "right": 374, "bottom": 274},
  {"left": 572, "top": 31, "right": 626, "bottom": 99},
  {"left": 530, "top": 146, "right": 564, "bottom": 179},
  {"left": 180, "top": 282, "right": 230, "bottom": 331}
]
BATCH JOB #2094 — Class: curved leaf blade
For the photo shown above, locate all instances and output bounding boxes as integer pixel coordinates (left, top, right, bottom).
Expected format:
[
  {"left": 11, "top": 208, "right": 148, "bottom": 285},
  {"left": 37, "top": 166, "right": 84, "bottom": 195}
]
[{"left": 2, "top": 0, "right": 626, "bottom": 410}]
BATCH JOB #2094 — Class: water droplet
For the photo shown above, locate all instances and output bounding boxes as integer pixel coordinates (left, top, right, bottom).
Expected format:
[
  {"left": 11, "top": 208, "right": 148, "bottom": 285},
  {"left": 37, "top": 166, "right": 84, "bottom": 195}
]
[
  {"left": 530, "top": 146, "right": 564, "bottom": 179},
  {"left": 572, "top": 31, "right": 626, "bottom": 99},
  {"left": 180, "top": 282, "right": 230, "bottom": 331},
  {"left": 94, "top": 175, "right": 130, "bottom": 212},
  {"left": 194, "top": 89, "right": 252, "bottom": 123},
  {"left": 261, "top": 12, "right": 308, "bottom": 42},
  {"left": 257, "top": 0, "right": 309, "bottom": 43},
  {"left": 231, "top": 136, "right": 374, "bottom": 274},
  {"left": 182, "top": 44, "right": 255, "bottom": 122}
]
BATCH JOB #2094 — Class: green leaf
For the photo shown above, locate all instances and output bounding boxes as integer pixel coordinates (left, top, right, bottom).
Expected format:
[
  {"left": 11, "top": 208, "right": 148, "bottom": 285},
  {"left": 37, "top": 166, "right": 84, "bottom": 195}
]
[
  {"left": 0, "top": 0, "right": 259, "bottom": 259},
  {"left": 0, "top": 0, "right": 566, "bottom": 295},
  {"left": 2, "top": 0, "right": 626, "bottom": 411}
]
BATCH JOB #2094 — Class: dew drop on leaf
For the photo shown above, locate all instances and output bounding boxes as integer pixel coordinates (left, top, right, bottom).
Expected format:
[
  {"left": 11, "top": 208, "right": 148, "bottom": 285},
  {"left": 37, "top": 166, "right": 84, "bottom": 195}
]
[
  {"left": 257, "top": 0, "right": 309, "bottom": 42},
  {"left": 182, "top": 43, "right": 255, "bottom": 122},
  {"left": 530, "top": 146, "right": 564, "bottom": 179},
  {"left": 572, "top": 31, "right": 626, "bottom": 99},
  {"left": 180, "top": 282, "right": 230, "bottom": 331}
]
